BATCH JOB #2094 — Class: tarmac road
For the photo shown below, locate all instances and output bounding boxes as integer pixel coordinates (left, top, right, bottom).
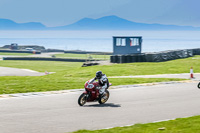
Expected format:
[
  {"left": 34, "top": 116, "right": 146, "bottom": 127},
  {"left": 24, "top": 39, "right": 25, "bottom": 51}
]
[
  {"left": 0, "top": 82, "right": 200, "bottom": 133},
  {"left": 0, "top": 67, "right": 46, "bottom": 76}
]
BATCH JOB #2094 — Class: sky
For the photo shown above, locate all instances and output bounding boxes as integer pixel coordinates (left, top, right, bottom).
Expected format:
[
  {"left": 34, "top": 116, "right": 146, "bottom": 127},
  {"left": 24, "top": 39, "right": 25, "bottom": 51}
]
[{"left": 0, "top": 0, "right": 199, "bottom": 27}]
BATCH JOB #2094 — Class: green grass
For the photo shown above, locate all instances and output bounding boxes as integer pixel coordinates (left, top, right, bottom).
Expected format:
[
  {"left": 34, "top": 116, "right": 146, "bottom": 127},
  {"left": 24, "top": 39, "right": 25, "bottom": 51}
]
[
  {"left": 55, "top": 53, "right": 110, "bottom": 60},
  {"left": 0, "top": 52, "right": 32, "bottom": 56},
  {"left": 0, "top": 77, "right": 184, "bottom": 94},
  {"left": 0, "top": 55, "right": 200, "bottom": 94},
  {"left": 72, "top": 115, "right": 200, "bottom": 133}
]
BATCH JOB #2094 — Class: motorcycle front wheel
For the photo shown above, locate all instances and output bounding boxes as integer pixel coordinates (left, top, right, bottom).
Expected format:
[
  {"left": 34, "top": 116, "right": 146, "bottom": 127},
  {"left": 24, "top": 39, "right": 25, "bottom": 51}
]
[
  {"left": 98, "top": 90, "right": 110, "bottom": 104},
  {"left": 198, "top": 82, "right": 200, "bottom": 89},
  {"left": 78, "top": 93, "right": 87, "bottom": 106}
]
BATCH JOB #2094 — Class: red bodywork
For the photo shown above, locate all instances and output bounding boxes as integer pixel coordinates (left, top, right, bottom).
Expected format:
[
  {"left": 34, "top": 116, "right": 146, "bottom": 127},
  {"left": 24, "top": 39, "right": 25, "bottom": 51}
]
[{"left": 83, "top": 80, "right": 101, "bottom": 102}]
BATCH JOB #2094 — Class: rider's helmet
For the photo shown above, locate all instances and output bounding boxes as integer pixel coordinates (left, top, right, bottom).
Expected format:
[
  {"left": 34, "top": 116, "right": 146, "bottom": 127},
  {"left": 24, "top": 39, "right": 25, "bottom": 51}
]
[{"left": 96, "top": 71, "right": 102, "bottom": 79}]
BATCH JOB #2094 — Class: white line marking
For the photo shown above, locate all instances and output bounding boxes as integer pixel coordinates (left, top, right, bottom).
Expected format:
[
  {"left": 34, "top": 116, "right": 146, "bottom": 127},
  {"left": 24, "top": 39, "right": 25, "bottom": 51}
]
[{"left": 21, "top": 69, "right": 39, "bottom": 73}]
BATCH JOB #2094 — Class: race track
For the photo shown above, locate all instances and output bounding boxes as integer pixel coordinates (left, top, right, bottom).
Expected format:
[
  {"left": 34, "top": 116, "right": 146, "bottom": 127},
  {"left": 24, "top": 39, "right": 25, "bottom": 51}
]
[
  {"left": 0, "top": 67, "right": 54, "bottom": 76},
  {"left": 0, "top": 81, "right": 200, "bottom": 133}
]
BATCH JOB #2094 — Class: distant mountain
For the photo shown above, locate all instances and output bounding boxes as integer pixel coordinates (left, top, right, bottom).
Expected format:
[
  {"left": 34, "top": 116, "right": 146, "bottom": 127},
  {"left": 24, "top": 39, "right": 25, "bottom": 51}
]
[
  {"left": 53, "top": 15, "right": 200, "bottom": 30},
  {"left": 0, "top": 18, "right": 46, "bottom": 30},
  {"left": 0, "top": 16, "right": 200, "bottom": 30}
]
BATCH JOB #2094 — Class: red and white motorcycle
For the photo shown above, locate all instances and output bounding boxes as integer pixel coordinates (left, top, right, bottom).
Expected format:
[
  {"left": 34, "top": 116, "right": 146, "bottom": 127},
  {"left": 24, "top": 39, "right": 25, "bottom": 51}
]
[{"left": 78, "top": 79, "right": 111, "bottom": 106}]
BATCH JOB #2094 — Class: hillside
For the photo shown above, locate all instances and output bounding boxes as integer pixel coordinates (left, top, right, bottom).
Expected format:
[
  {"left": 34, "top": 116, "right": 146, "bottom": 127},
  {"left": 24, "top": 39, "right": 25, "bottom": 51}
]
[
  {"left": 54, "top": 15, "right": 200, "bottom": 30},
  {"left": 0, "top": 18, "right": 46, "bottom": 30}
]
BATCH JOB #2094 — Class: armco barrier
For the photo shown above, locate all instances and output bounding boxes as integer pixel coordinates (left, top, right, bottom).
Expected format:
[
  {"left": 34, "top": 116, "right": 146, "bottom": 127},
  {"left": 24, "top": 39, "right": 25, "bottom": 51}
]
[
  {"left": 0, "top": 50, "right": 41, "bottom": 54},
  {"left": 3, "top": 57, "right": 88, "bottom": 62},
  {"left": 110, "top": 48, "right": 199, "bottom": 63},
  {"left": 42, "top": 49, "right": 65, "bottom": 52}
]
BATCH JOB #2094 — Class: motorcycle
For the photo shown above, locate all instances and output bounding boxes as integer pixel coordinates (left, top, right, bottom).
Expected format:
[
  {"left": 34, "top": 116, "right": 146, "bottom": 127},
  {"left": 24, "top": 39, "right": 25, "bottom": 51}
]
[
  {"left": 78, "top": 79, "right": 111, "bottom": 106},
  {"left": 198, "top": 82, "right": 200, "bottom": 89}
]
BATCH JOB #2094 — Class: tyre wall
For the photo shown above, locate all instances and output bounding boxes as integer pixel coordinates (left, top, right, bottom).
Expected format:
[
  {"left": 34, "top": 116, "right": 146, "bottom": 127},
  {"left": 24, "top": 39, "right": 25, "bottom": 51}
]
[
  {"left": 111, "top": 49, "right": 195, "bottom": 63},
  {"left": 192, "top": 48, "right": 200, "bottom": 55}
]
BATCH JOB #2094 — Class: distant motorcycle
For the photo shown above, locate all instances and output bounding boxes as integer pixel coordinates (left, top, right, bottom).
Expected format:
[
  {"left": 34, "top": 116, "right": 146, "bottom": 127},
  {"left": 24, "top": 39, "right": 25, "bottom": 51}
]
[
  {"left": 198, "top": 82, "right": 200, "bottom": 89},
  {"left": 78, "top": 79, "right": 111, "bottom": 106}
]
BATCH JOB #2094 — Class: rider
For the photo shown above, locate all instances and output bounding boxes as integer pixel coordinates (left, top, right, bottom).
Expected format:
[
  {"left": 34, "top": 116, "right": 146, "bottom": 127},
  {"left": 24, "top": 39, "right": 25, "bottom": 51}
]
[{"left": 94, "top": 71, "right": 109, "bottom": 96}]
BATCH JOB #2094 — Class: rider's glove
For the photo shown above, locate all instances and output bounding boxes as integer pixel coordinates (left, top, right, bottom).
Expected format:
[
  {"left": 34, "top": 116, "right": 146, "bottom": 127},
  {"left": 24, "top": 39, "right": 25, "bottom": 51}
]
[{"left": 96, "top": 86, "right": 101, "bottom": 90}]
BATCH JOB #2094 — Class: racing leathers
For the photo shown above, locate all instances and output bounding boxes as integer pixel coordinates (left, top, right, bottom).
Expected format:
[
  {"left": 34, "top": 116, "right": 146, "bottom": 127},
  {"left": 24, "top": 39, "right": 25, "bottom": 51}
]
[{"left": 94, "top": 74, "right": 109, "bottom": 95}]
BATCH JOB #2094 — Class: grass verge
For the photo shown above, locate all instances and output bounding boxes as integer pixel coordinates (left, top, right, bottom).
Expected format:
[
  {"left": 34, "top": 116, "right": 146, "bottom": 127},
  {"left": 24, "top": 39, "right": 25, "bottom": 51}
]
[
  {"left": 72, "top": 115, "right": 200, "bottom": 133},
  {"left": 54, "top": 53, "right": 110, "bottom": 60},
  {"left": 0, "top": 77, "right": 184, "bottom": 94},
  {"left": 0, "top": 55, "right": 200, "bottom": 94}
]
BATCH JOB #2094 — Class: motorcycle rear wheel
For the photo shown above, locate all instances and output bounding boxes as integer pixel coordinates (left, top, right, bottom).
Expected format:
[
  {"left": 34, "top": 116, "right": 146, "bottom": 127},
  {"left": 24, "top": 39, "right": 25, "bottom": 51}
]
[
  {"left": 98, "top": 90, "right": 110, "bottom": 104},
  {"left": 78, "top": 93, "right": 87, "bottom": 106},
  {"left": 198, "top": 82, "right": 200, "bottom": 89}
]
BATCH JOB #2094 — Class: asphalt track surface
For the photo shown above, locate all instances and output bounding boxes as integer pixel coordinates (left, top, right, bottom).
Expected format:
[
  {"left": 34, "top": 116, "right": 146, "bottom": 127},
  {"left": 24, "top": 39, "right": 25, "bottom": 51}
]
[
  {"left": 0, "top": 67, "right": 46, "bottom": 76},
  {"left": 0, "top": 67, "right": 55, "bottom": 76},
  {"left": 1, "top": 81, "right": 200, "bottom": 133},
  {"left": 0, "top": 52, "right": 60, "bottom": 76}
]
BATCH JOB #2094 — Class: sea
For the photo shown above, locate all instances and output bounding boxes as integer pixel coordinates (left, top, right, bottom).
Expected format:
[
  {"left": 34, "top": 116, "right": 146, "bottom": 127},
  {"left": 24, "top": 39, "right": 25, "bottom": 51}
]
[{"left": 0, "top": 30, "right": 199, "bottom": 52}]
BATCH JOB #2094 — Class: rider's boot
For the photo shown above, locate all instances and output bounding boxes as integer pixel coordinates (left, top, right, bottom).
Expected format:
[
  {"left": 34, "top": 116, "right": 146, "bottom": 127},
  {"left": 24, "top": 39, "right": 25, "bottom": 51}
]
[{"left": 99, "top": 92, "right": 106, "bottom": 99}]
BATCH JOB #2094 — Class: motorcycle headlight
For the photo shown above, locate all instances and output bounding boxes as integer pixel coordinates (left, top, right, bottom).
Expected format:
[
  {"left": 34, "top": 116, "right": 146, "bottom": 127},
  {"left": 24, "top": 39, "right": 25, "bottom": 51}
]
[{"left": 87, "top": 84, "right": 94, "bottom": 88}]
